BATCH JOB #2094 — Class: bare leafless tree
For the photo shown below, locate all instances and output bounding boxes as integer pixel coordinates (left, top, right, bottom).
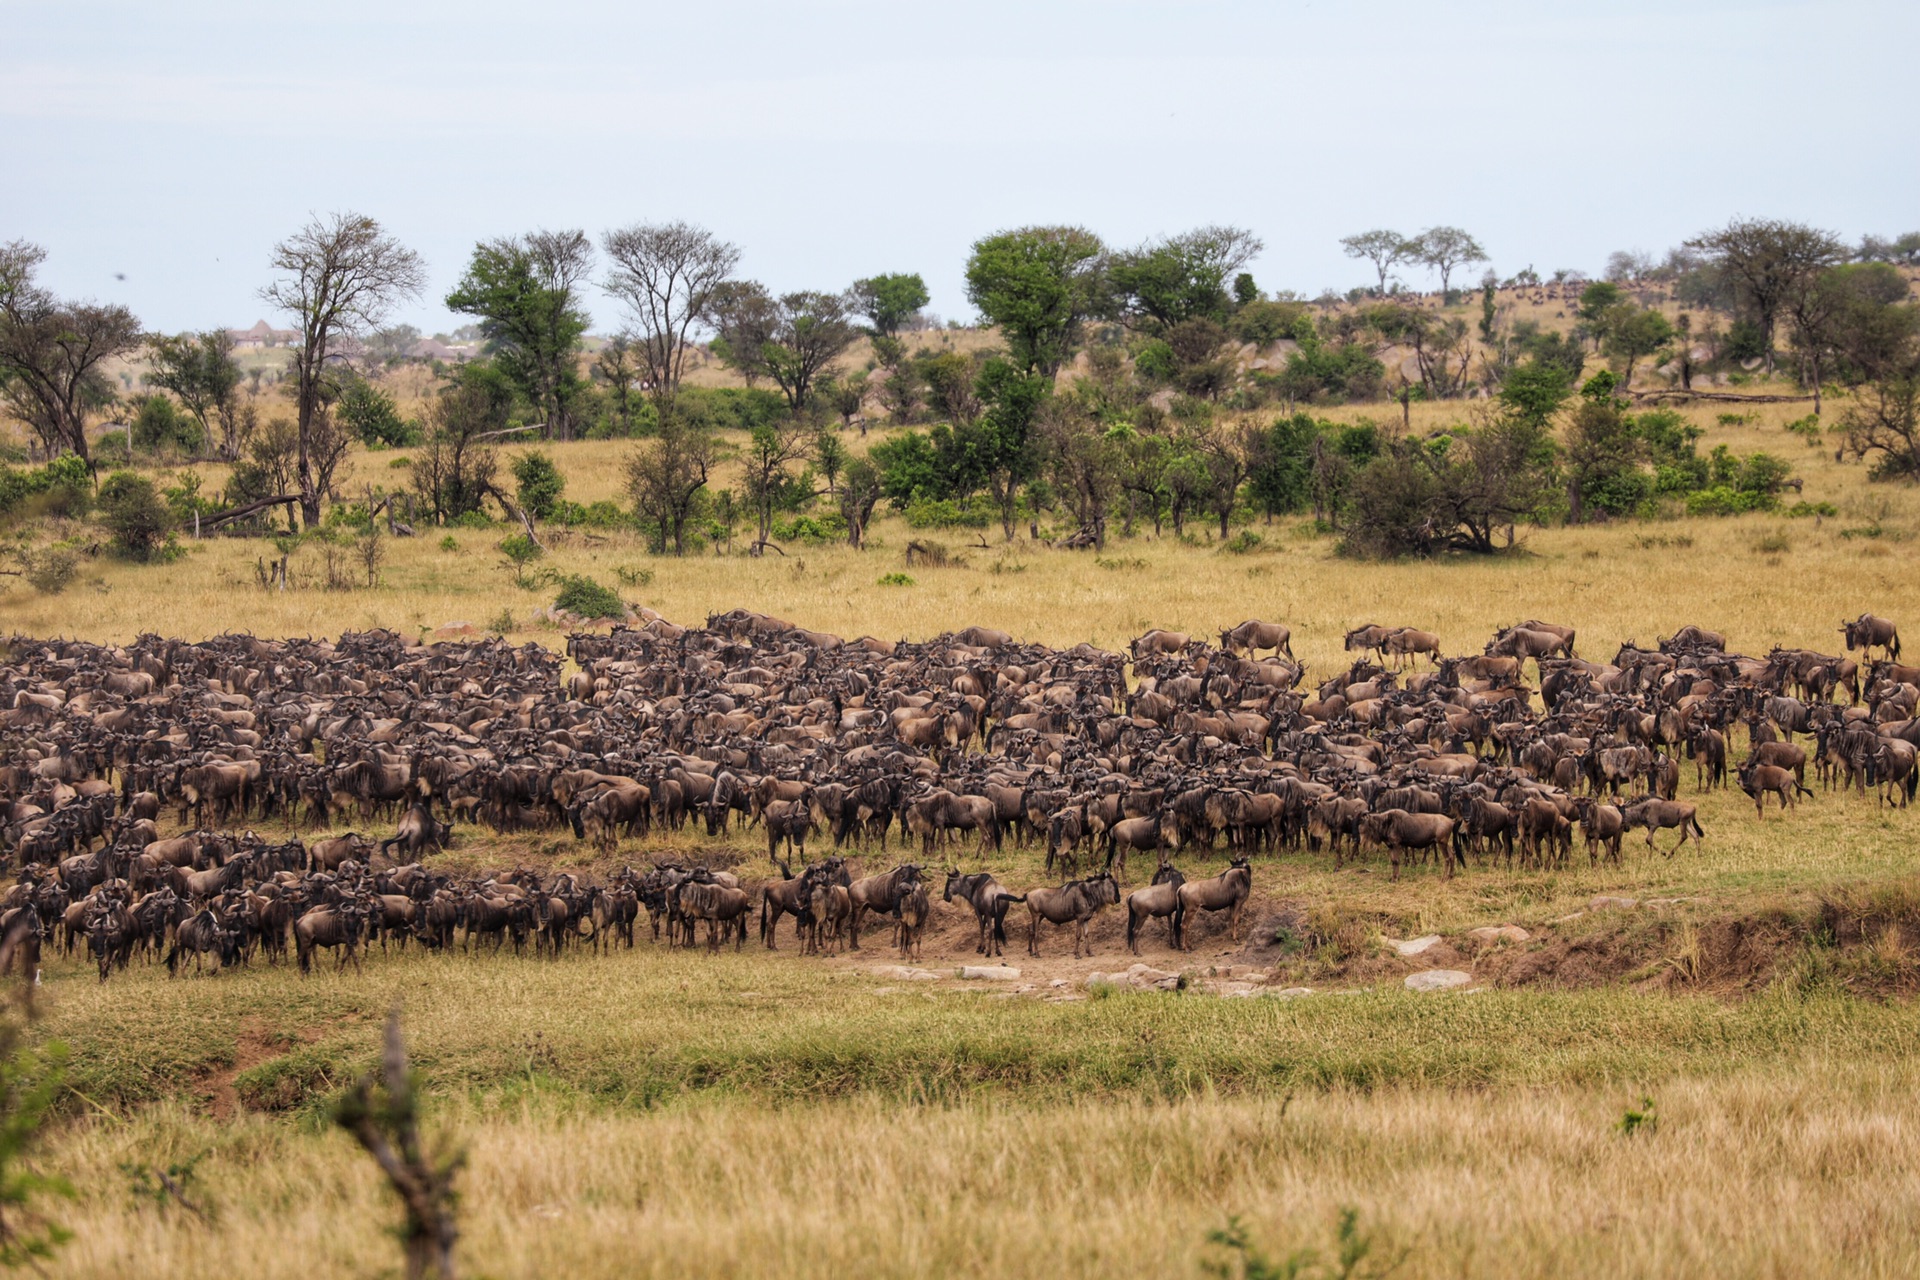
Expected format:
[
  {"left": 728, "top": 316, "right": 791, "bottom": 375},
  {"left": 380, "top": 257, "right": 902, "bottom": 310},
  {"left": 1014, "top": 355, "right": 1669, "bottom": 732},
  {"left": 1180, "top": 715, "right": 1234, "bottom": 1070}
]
[
  {"left": 600, "top": 221, "right": 739, "bottom": 413},
  {"left": 0, "top": 240, "right": 141, "bottom": 462},
  {"left": 262, "top": 214, "right": 425, "bottom": 527}
]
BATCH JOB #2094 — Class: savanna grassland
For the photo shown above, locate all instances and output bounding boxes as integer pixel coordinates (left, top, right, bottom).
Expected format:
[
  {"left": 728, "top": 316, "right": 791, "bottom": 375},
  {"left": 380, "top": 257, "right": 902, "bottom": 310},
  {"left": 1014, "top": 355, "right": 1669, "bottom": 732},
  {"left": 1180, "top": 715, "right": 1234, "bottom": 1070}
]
[{"left": 9, "top": 389, "right": 1920, "bottom": 1278}]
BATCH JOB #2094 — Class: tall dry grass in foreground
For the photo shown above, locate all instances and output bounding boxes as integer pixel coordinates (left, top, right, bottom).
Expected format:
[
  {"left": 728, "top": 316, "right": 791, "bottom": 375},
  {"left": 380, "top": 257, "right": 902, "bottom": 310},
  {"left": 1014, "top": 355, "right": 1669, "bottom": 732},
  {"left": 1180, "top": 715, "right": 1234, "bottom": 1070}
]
[{"left": 48, "top": 1063, "right": 1920, "bottom": 1279}]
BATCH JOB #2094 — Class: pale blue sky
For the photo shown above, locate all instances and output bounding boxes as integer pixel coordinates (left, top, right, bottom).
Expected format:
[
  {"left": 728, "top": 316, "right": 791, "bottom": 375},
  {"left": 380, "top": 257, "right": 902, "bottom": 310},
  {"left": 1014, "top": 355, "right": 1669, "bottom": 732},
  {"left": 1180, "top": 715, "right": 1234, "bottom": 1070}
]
[{"left": 4, "top": 0, "right": 1914, "bottom": 335}]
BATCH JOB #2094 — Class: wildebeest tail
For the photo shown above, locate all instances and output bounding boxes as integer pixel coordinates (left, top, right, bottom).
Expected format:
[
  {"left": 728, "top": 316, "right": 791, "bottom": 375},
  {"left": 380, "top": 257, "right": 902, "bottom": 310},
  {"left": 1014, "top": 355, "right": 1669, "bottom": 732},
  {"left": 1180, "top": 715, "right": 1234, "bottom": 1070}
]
[{"left": 1690, "top": 815, "right": 1706, "bottom": 837}]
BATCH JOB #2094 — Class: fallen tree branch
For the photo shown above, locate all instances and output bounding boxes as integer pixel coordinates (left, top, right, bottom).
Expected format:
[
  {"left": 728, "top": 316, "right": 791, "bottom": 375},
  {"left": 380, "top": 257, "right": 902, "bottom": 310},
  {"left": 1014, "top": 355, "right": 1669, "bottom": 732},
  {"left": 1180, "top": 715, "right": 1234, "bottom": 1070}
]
[{"left": 199, "top": 494, "right": 299, "bottom": 529}]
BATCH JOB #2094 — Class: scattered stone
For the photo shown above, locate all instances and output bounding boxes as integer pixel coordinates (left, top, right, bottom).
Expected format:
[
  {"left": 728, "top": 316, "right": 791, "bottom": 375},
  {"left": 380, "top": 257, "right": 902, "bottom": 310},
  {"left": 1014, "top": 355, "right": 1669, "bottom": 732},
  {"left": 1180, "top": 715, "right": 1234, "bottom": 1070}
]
[
  {"left": 1048, "top": 978, "right": 1069, "bottom": 989},
  {"left": 959, "top": 964, "right": 1021, "bottom": 981},
  {"left": 1549, "top": 910, "right": 1588, "bottom": 925},
  {"left": 1385, "top": 934, "right": 1443, "bottom": 956},
  {"left": 1124, "top": 963, "right": 1182, "bottom": 990},
  {"left": 1589, "top": 895, "right": 1640, "bottom": 911},
  {"left": 873, "top": 966, "right": 941, "bottom": 981},
  {"left": 1644, "top": 897, "right": 1701, "bottom": 907},
  {"left": 1467, "top": 925, "right": 1530, "bottom": 945},
  {"left": 1265, "top": 986, "right": 1315, "bottom": 999},
  {"left": 1404, "top": 969, "right": 1473, "bottom": 992}
]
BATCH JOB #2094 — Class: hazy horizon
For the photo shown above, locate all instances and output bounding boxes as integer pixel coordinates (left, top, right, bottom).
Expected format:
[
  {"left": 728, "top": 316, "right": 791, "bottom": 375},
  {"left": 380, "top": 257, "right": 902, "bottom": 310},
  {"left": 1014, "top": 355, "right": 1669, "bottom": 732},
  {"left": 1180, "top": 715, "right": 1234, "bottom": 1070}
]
[{"left": 6, "top": 0, "right": 1915, "bottom": 337}]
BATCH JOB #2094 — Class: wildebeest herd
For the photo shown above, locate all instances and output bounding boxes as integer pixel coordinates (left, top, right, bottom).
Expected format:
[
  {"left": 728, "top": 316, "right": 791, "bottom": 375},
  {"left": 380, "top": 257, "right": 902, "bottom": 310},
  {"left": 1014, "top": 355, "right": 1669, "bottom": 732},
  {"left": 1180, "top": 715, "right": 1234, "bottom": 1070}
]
[{"left": 0, "top": 606, "right": 1913, "bottom": 981}]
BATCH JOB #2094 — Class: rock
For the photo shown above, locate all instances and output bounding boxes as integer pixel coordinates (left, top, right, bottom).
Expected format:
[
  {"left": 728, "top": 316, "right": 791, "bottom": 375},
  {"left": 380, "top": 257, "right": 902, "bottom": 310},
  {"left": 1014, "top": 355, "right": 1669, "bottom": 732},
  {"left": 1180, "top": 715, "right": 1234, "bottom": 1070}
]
[
  {"left": 1049, "top": 978, "right": 1069, "bottom": 989},
  {"left": 1549, "top": 910, "right": 1588, "bottom": 925},
  {"left": 430, "top": 621, "right": 480, "bottom": 641},
  {"left": 1404, "top": 970, "right": 1473, "bottom": 992},
  {"left": 1385, "top": 934, "right": 1442, "bottom": 957},
  {"left": 1124, "top": 963, "right": 1181, "bottom": 991},
  {"left": 1589, "top": 895, "right": 1640, "bottom": 910},
  {"left": 873, "top": 966, "right": 941, "bottom": 981},
  {"left": 1265, "top": 986, "right": 1315, "bottom": 999},
  {"left": 1643, "top": 897, "right": 1700, "bottom": 908},
  {"left": 960, "top": 965, "right": 1021, "bottom": 981},
  {"left": 1467, "top": 925, "right": 1530, "bottom": 945}
]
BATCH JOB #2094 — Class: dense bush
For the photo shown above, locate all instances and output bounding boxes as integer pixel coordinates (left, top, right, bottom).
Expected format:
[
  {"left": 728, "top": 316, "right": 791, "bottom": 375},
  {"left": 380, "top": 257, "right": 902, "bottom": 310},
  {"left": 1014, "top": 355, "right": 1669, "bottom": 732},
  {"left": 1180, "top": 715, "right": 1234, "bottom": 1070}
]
[
  {"left": 512, "top": 450, "right": 566, "bottom": 520},
  {"left": 97, "top": 471, "right": 174, "bottom": 560},
  {"left": 0, "top": 455, "right": 91, "bottom": 520},
  {"left": 552, "top": 574, "right": 625, "bottom": 619}
]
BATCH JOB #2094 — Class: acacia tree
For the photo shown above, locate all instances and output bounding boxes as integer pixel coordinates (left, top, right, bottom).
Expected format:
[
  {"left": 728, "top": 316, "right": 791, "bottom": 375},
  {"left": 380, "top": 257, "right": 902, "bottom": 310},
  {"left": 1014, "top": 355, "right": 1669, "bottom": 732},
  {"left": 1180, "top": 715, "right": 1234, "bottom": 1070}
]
[
  {"left": 1107, "top": 226, "right": 1263, "bottom": 331},
  {"left": 601, "top": 221, "right": 739, "bottom": 413},
  {"left": 444, "top": 230, "right": 593, "bottom": 440},
  {"left": 740, "top": 422, "right": 813, "bottom": 546},
  {"left": 850, "top": 273, "right": 929, "bottom": 336},
  {"left": 964, "top": 226, "right": 1105, "bottom": 377},
  {"left": 837, "top": 456, "right": 884, "bottom": 548},
  {"left": 1410, "top": 226, "right": 1487, "bottom": 297},
  {"left": 761, "top": 290, "right": 861, "bottom": 416},
  {"left": 704, "top": 281, "right": 779, "bottom": 388},
  {"left": 262, "top": 214, "right": 425, "bottom": 526},
  {"left": 592, "top": 332, "right": 642, "bottom": 435},
  {"left": 146, "top": 330, "right": 244, "bottom": 458},
  {"left": 1685, "top": 217, "right": 1845, "bottom": 375},
  {"left": 1339, "top": 229, "right": 1415, "bottom": 295},
  {"left": 0, "top": 240, "right": 141, "bottom": 462}
]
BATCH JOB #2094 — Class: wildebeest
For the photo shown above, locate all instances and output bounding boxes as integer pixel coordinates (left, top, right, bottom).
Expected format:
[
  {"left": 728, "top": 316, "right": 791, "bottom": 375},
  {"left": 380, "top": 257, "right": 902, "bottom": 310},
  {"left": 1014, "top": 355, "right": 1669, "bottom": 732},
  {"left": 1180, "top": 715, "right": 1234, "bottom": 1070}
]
[
  {"left": 1024, "top": 874, "right": 1120, "bottom": 958},
  {"left": 1621, "top": 798, "right": 1705, "bottom": 857},
  {"left": 942, "top": 869, "right": 1024, "bottom": 958},
  {"left": 1124, "top": 863, "right": 1185, "bottom": 955},
  {"left": 1221, "top": 620, "right": 1293, "bottom": 659},
  {"left": 1173, "top": 856, "right": 1252, "bottom": 948},
  {"left": 1841, "top": 613, "right": 1901, "bottom": 661},
  {"left": 1360, "top": 810, "right": 1458, "bottom": 879}
]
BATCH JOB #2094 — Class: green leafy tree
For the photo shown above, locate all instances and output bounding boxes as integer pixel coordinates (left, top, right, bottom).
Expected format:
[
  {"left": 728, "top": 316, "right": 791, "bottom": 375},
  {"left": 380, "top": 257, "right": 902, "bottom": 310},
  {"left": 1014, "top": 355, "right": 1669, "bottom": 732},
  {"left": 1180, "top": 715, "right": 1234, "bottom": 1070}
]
[
  {"left": 970, "top": 357, "right": 1049, "bottom": 537},
  {"left": 850, "top": 273, "right": 930, "bottom": 336},
  {"left": 760, "top": 290, "right": 861, "bottom": 416},
  {"left": 624, "top": 418, "right": 718, "bottom": 554},
  {"left": 591, "top": 331, "right": 646, "bottom": 436},
  {"left": 444, "top": 230, "right": 594, "bottom": 439},
  {"left": 1575, "top": 281, "right": 1624, "bottom": 350},
  {"left": 1106, "top": 226, "right": 1262, "bottom": 331},
  {"left": 145, "top": 329, "right": 243, "bottom": 458},
  {"left": 837, "top": 456, "right": 884, "bottom": 548},
  {"left": 337, "top": 376, "right": 417, "bottom": 447},
  {"left": 410, "top": 365, "right": 508, "bottom": 524},
  {"left": 1564, "top": 371, "right": 1645, "bottom": 521},
  {"left": 130, "top": 394, "right": 203, "bottom": 456},
  {"left": 1602, "top": 304, "right": 1675, "bottom": 388},
  {"left": 964, "top": 226, "right": 1105, "bottom": 376},
  {"left": 1499, "top": 361, "right": 1574, "bottom": 427}
]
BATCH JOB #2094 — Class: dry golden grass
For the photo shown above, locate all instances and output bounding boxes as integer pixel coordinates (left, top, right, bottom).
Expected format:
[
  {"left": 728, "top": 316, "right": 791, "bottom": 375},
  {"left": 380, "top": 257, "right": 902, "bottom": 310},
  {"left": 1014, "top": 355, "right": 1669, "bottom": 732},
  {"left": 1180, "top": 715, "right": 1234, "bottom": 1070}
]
[{"left": 44, "top": 1063, "right": 1920, "bottom": 1279}]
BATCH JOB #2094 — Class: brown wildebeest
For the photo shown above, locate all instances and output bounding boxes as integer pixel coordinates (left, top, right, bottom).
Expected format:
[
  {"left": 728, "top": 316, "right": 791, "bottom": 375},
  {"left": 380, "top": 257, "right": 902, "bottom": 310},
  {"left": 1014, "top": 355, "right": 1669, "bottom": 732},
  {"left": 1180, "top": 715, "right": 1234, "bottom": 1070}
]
[
  {"left": 1024, "top": 874, "right": 1120, "bottom": 958},
  {"left": 1688, "top": 728, "right": 1727, "bottom": 791},
  {"left": 1343, "top": 624, "right": 1392, "bottom": 661},
  {"left": 1105, "top": 810, "right": 1181, "bottom": 879},
  {"left": 762, "top": 798, "right": 815, "bottom": 864},
  {"left": 1738, "top": 762, "right": 1814, "bottom": 817},
  {"left": 678, "top": 873, "right": 752, "bottom": 953},
  {"left": 1173, "top": 856, "right": 1252, "bottom": 948},
  {"left": 1361, "top": 810, "right": 1458, "bottom": 879},
  {"left": 379, "top": 803, "right": 448, "bottom": 860},
  {"left": 1221, "top": 620, "right": 1293, "bottom": 659},
  {"left": 1841, "top": 613, "right": 1901, "bottom": 662},
  {"left": 1487, "top": 627, "right": 1565, "bottom": 665},
  {"left": 1517, "top": 619, "right": 1577, "bottom": 657},
  {"left": 294, "top": 900, "right": 370, "bottom": 974},
  {"left": 846, "top": 864, "right": 923, "bottom": 950},
  {"left": 804, "top": 879, "right": 852, "bottom": 956},
  {"left": 1384, "top": 628, "right": 1442, "bottom": 670},
  {"left": 759, "top": 860, "right": 812, "bottom": 950},
  {"left": 1572, "top": 796, "right": 1624, "bottom": 867},
  {"left": 942, "top": 869, "right": 1024, "bottom": 958},
  {"left": 1622, "top": 797, "right": 1705, "bottom": 857},
  {"left": 1131, "top": 629, "right": 1192, "bottom": 660},
  {"left": 1747, "top": 740, "right": 1808, "bottom": 785},
  {"left": 893, "top": 881, "right": 930, "bottom": 960},
  {"left": 1124, "top": 863, "right": 1185, "bottom": 955}
]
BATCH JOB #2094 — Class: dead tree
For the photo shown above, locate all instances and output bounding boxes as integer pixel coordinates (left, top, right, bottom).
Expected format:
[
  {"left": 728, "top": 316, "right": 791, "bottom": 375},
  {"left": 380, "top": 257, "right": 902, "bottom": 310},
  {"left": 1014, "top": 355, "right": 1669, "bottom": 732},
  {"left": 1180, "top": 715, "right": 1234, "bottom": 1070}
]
[{"left": 333, "top": 1011, "right": 464, "bottom": 1280}]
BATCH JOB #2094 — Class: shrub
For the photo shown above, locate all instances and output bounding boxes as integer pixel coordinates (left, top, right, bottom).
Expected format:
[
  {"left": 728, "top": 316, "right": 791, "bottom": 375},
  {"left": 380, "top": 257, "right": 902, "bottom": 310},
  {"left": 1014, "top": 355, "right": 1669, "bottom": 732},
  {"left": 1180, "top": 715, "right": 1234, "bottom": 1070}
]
[
  {"left": 512, "top": 451, "right": 566, "bottom": 520},
  {"left": 904, "top": 496, "right": 991, "bottom": 529},
  {"left": 130, "top": 394, "right": 204, "bottom": 456},
  {"left": 438, "top": 534, "right": 460, "bottom": 551},
  {"left": 337, "top": 378, "right": 420, "bottom": 448},
  {"left": 14, "top": 542, "right": 80, "bottom": 594},
  {"left": 1222, "top": 530, "right": 1264, "bottom": 554},
  {"left": 498, "top": 533, "right": 543, "bottom": 588},
  {"left": 771, "top": 513, "right": 846, "bottom": 545},
  {"left": 452, "top": 510, "right": 492, "bottom": 530},
  {"left": 1786, "top": 501, "right": 1838, "bottom": 518},
  {"left": 552, "top": 574, "right": 625, "bottom": 619},
  {"left": 0, "top": 455, "right": 91, "bottom": 521},
  {"left": 97, "top": 472, "right": 174, "bottom": 561},
  {"left": 877, "top": 572, "right": 915, "bottom": 586}
]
